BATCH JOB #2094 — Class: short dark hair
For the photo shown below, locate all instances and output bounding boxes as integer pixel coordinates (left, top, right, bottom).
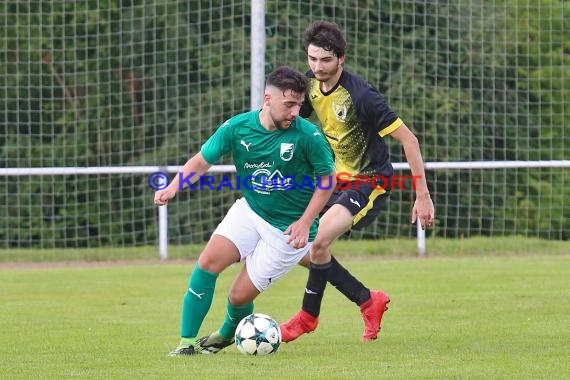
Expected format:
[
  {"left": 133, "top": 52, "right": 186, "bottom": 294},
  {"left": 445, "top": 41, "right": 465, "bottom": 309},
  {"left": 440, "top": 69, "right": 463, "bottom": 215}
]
[
  {"left": 265, "top": 66, "right": 309, "bottom": 94},
  {"left": 303, "top": 21, "right": 346, "bottom": 58}
]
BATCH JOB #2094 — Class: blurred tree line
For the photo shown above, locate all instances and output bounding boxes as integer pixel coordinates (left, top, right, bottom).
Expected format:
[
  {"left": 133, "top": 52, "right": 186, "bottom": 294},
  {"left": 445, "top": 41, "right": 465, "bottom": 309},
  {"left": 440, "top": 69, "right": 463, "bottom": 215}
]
[{"left": 0, "top": 0, "right": 567, "bottom": 248}]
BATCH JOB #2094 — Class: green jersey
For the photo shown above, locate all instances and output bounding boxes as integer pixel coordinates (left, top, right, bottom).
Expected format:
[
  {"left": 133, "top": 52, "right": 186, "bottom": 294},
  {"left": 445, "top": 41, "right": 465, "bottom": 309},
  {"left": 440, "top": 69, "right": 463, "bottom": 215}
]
[{"left": 201, "top": 110, "right": 334, "bottom": 239}]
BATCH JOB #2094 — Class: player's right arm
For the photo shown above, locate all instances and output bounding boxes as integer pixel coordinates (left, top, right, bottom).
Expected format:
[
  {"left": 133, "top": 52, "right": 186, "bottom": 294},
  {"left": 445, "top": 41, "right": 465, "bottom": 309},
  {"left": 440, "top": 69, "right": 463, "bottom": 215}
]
[
  {"left": 285, "top": 171, "right": 336, "bottom": 249},
  {"left": 155, "top": 118, "right": 233, "bottom": 206},
  {"left": 154, "top": 152, "right": 212, "bottom": 206}
]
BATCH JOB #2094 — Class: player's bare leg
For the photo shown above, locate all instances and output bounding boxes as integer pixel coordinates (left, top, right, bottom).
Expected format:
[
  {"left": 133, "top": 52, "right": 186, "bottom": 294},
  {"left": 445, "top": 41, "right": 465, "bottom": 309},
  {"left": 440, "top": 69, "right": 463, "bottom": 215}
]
[
  {"left": 286, "top": 204, "right": 391, "bottom": 341},
  {"left": 281, "top": 205, "right": 352, "bottom": 342}
]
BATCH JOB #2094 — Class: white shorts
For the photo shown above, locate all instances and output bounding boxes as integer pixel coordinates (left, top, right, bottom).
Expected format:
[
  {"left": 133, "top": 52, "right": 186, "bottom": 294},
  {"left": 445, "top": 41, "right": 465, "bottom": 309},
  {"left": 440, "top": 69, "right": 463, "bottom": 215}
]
[{"left": 212, "top": 197, "right": 311, "bottom": 292}]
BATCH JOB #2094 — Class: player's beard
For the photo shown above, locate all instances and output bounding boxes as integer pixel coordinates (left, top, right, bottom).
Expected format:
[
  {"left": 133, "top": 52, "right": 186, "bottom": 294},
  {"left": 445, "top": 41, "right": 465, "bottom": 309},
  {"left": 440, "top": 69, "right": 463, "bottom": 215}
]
[
  {"left": 313, "top": 63, "right": 341, "bottom": 83},
  {"left": 274, "top": 119, "right": 292, "bottom": 130},
  {"left": 270, "top": 112, "right": 293, "bottom": 130}
]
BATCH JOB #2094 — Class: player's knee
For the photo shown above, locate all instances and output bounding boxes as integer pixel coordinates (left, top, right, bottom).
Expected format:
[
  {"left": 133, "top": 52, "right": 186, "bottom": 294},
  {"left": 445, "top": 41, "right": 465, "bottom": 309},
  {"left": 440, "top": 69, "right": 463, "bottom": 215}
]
[
  {"left": 228, "top": 289, "right": 250, "bottom": 306},
  {"left": 311, "top": 236, "right": 333, "bottom": 255},
  {"left": 197, "top": 252, "right": 237, "bottom": 274},
  {"left": 197, "top": 256, "right": 218, "bottom": 273}
]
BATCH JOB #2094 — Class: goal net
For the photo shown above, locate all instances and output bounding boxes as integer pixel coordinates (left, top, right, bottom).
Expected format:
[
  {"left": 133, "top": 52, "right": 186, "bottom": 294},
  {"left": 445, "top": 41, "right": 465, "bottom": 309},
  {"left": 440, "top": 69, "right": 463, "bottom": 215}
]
[{"left": 1, "top": 0, "right": 568, "bottom": 258}]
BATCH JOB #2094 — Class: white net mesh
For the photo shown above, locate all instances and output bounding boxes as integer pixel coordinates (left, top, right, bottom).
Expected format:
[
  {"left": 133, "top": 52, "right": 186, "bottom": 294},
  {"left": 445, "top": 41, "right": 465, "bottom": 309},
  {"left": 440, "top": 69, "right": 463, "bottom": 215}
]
[
  {"left": 265, "top": 0, "right": 568, "bottom": 241},
  {"left": 1, "top": 0, "right": 568, "bottom": 258},
  {"left": 1, "top": 1, "right": 252, "bottom": 252}
]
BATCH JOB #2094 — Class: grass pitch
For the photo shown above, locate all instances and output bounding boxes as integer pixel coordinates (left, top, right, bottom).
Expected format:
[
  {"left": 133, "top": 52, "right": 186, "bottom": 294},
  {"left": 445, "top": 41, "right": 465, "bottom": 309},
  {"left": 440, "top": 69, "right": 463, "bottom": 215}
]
[{"left": 1, "top": 255, "right": 569, "bottom": 379}]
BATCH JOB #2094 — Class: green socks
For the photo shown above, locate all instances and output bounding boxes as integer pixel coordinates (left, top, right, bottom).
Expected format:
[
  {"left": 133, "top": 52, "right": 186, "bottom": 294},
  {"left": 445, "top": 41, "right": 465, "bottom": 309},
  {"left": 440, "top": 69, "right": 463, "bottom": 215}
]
[
  {"left": 180, "top": 265, "right": 218, "bottom": 338},
  {"left": 218, "top": 299, "right": 254, "bottom": 340}
]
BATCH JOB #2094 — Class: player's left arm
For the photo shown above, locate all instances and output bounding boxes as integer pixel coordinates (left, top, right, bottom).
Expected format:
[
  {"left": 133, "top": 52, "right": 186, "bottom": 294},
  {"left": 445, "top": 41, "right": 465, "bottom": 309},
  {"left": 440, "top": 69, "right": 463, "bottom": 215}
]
[
  {"left": 356, "top": 86, "right": 434, "bottom": 228},
  {"left": 389, "top": 124, "right": 435, "bottom": 229},
  {"left": 285, "top": 171, "right": 336, "bottom": 248}
]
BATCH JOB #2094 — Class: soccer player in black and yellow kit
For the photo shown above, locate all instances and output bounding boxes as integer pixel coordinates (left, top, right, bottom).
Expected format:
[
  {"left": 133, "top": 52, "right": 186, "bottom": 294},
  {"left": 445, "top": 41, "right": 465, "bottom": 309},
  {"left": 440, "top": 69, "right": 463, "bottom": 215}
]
[{"left": 280, "top": 21, "right": 435, "bottom": 342}]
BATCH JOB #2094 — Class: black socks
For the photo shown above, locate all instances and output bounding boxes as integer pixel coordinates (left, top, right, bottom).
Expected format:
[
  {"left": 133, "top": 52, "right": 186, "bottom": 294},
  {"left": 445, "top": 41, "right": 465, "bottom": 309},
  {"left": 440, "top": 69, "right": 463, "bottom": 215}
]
[
  {"left": 327, "top": 256, "right": 371, "bottom": 306},
  {"left": 302, "top": 261, "right": 333, "bottom": 317}
]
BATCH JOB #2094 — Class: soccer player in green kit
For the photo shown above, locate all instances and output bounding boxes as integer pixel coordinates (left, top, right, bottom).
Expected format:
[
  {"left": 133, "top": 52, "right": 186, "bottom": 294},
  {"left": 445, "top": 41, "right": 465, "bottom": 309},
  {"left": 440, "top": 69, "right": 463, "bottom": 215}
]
[{"left": 154, "top": 66, "right": 336, "bottom": 355}]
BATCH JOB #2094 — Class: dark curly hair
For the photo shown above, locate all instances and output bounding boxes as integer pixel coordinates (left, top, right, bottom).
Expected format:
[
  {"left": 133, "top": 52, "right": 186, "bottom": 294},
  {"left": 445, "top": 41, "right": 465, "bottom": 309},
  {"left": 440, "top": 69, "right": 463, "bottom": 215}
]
[{"left": 302, "top": 21, "right": 347, "bottom": 58}]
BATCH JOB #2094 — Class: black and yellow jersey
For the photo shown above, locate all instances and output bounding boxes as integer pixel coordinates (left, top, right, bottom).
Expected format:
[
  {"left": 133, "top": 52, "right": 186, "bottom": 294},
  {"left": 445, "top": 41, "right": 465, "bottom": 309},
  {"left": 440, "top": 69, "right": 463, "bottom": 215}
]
[{"left": 300, "top": 69, "right": 403, "bottom": 179}]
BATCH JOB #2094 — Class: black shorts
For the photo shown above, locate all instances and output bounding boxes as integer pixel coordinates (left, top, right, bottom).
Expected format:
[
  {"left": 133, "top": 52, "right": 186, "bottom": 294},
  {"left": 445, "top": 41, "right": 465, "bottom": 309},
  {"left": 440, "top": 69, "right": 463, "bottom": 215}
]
[{"left": 321, "top": 180, "right": 390, "bottom": 230}]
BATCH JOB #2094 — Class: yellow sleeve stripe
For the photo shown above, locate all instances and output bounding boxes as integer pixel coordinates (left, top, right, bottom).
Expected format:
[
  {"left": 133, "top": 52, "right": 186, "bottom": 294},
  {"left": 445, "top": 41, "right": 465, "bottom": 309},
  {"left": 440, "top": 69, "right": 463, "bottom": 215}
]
[{"left": 378, "top": 117, "right": 403, "bottom": 137}]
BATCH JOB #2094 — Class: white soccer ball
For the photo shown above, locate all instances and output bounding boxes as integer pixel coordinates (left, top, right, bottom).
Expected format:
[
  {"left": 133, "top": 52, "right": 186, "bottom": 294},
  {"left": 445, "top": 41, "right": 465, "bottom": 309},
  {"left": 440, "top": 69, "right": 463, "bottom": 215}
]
[{"left": 234, "top": 313, "right": 281, "bottom": 355}]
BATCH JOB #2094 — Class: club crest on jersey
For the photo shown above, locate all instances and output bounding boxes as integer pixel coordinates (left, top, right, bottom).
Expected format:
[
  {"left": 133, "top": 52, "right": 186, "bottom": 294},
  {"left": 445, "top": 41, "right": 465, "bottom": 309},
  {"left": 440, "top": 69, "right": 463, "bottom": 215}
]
[
  {"left": 280, "top": 143, "right": 295, "bottom": 161},
  {"left": 332, "top": 100, "right": 348, "bottom": 122}
]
